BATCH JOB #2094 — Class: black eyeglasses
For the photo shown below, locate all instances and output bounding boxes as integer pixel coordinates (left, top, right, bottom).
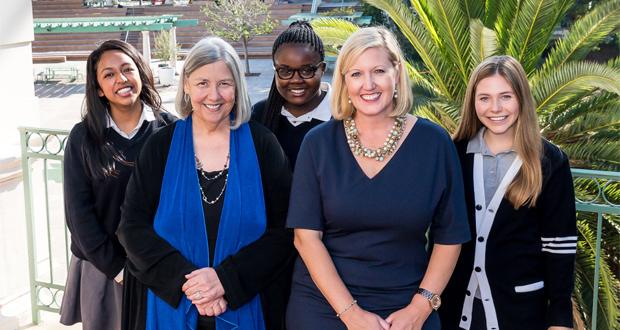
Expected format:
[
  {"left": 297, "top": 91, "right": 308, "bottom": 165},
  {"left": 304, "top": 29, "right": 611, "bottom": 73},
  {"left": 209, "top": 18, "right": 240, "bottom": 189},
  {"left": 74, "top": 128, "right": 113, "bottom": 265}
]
[{"left": 273, "top": 62, "right": 325, "bottom": 80}]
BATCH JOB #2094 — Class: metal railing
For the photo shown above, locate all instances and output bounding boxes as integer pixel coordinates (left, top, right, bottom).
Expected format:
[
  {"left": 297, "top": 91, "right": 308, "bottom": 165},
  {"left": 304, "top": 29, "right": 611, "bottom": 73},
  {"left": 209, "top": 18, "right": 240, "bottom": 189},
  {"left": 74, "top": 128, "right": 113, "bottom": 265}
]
[
  {"left": 18, "top": 127, "right": 619, "bottom": 328},
  {"left": 19, "top": 127, "right": 69, "bottom": 324},
  {"left": 571, "top": 169, "right": 619, "bottom": 329}
]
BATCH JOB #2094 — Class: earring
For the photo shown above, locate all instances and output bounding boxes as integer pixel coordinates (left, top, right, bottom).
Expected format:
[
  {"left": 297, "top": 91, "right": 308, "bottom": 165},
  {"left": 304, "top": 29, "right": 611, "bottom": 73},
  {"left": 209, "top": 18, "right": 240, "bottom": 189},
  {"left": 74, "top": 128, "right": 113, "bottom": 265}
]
[
  {"left": 393, "top": 91, "right": 398, "bottom": 99},
  {"left": 348, "top": 97, "right": 352, "bottom": 104},
  {"left": 184, "top": 93, "right": 190, "bottom": 102}
]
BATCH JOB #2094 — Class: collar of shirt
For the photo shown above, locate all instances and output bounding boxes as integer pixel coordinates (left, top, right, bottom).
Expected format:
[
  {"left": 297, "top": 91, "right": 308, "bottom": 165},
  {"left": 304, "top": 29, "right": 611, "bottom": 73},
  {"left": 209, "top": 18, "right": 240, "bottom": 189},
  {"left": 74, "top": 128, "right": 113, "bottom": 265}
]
[
  {"left": 281, "top": 82, "right": 332, "bottom": 127},
  {"left": 466, "top": 127, "right": 515, "bottom": 156},
  {"left": 106, "top": 104, "right": 155, "bottom": 140}
]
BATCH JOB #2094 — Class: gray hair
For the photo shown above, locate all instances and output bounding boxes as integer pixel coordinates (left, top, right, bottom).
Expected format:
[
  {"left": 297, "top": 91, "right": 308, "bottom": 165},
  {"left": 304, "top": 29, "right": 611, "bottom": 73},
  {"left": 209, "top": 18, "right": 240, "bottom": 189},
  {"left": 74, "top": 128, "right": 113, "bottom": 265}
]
[{"left": 175, "top": 36, "right": 251, "bottom": 129}]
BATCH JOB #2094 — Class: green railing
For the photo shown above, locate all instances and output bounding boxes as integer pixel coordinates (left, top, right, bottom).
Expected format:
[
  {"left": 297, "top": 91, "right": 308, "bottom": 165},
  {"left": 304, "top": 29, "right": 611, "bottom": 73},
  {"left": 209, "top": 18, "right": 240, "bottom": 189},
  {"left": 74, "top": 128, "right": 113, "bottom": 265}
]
[
  {"left": 571, "top": 169, "right": 619, "bottom": 329},
  {"left": 19, "top": 127, "right": 620, "bottom": 328},
  {"left": 19, "top": 127, "right": 69, "bottom": 324}
]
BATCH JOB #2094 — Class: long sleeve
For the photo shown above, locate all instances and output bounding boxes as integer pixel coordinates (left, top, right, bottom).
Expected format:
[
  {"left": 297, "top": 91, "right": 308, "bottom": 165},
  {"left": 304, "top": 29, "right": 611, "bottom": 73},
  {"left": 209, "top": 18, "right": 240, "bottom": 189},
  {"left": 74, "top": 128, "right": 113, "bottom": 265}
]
[
  {"left": 539, "top": 147, "right": 577, "bottom": 327},
  {"left": 117, "top": 125, "right": 198, "bottom": 308},
  {"left": 215, "top": 122, "right": 294, "bottom": 309},
  {"left": 63, "top": 126, "right": 125, "bottom": 279}
]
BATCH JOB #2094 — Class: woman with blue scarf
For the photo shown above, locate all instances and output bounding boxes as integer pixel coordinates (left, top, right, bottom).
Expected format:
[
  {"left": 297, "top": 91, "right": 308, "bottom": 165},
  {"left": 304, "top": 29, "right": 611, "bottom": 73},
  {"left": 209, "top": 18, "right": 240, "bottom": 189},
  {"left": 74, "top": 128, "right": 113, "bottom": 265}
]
[{"left": 117, "top": 37, "right": 294, "bottom": 330}]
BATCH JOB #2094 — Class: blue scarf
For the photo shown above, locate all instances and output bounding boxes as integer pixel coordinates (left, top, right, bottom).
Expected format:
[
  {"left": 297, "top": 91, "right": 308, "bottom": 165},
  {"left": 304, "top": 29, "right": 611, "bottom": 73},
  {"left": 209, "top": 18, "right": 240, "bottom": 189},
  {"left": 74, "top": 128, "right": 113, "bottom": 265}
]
[{"left": 146, "top": 116, "right": 267, "bottom": 330}]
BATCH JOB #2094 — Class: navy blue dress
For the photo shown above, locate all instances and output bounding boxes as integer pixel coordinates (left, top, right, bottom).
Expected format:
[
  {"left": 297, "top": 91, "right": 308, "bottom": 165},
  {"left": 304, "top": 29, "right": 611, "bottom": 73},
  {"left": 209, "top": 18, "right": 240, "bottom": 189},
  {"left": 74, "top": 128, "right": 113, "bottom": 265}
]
[{"left": 286, "top": 118, "right": 470, "bottom": 329}]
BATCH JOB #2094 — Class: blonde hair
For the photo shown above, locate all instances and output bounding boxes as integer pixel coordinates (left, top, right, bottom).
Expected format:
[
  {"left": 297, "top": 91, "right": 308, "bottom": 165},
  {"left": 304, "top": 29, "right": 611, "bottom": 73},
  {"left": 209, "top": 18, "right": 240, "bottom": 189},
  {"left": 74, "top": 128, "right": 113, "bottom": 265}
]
[
  {"left": 454, "top": 55, "right": 542, "bottom": 208},
  {"left": 331, "top": 26, "right": 412, "bottom": 120},
  {"left": 175, "top": 37, "right": 251, "bottom": 129}
]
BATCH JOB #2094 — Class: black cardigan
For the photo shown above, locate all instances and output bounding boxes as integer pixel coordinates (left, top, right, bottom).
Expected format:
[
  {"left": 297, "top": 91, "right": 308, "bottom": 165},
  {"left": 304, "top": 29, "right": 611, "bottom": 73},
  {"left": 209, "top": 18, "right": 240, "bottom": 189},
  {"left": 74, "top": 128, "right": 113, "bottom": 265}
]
[
  {"left": 439, "top": 139, "right": 577, "bottom": 329},
  {"left": 117, "top": 120, "right": 294, "bottom": 330},
  {"left": 63, "top": 113, "right": 175, "bottom": 279}
]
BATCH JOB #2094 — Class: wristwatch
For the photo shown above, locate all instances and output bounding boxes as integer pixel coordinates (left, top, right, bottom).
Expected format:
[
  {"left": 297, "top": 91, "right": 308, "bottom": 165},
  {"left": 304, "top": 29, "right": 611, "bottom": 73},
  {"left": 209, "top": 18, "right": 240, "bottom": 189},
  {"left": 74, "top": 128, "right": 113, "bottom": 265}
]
[{"left": 417, "top": 288, "right": 441, "bottom": 311}]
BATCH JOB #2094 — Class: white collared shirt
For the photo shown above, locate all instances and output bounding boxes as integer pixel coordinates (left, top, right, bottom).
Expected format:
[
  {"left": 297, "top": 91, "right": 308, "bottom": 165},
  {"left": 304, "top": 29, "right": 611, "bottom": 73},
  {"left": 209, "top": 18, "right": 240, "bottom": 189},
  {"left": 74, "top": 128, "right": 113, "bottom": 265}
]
[
  {"left": 106, "top": 104, "right": 155, "bottom": 140},
  {"left": 281, "top": 82, "right": 332, "bottom": 127}
]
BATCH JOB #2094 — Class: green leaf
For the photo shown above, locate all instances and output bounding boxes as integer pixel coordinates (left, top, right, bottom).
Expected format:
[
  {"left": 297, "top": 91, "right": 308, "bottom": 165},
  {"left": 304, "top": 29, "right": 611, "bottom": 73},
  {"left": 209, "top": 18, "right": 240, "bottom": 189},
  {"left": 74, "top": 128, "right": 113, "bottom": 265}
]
[
  {"left": 462, "top": 0, "right": 485, "bottom": 20},
  {"left": 469, "top": 18, "right": 498, "bottom": 68},
  {"left": 311, "top": 18, "right": 359, "bottom": 49},
  {"left": 366, "top": 0, "right": 456, "bottom": 99},
  {"left": 506, "top": 0, "right": 558, "bottom": 73},
  {"left": 533, "top": 62, "right": 620, "bottom": 115},
  {"left": 539, "top": 0, "right": 620, "bottom": 80},
  {"left": 483, "top": 0, "right": 501, "bottom": 26},
  {"left": 574, "top": 218, "right": 620, "bottom": 329},
  {"left": 426, "top": 0, "right": 472, "bottom": 90}
]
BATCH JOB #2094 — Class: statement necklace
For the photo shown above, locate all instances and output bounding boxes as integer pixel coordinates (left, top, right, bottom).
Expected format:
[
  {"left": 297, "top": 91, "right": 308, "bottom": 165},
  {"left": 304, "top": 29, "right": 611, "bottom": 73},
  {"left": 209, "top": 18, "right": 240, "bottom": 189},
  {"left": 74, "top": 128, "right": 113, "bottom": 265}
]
[
  {"left": 195, "top": 154, "right": 230, "bottom": 205},
  {"left": 344, "top": 115, "right": 407, "bottom": 161}
]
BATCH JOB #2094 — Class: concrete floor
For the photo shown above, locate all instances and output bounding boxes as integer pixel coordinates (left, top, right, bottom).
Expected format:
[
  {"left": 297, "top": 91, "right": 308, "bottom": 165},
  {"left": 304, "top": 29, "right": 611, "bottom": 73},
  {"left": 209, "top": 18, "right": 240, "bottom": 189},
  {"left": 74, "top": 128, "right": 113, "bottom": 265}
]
[{"left": 0, "top": 58, "right": 332, "bottom": 329}]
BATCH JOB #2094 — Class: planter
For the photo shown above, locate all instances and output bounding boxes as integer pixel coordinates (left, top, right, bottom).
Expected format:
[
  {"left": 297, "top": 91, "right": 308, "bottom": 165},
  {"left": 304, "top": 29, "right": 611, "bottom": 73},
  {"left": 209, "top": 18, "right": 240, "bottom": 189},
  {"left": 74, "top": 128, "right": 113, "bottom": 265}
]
[{"left": 158, "top": 66, "right": 175, "bottom": 86}]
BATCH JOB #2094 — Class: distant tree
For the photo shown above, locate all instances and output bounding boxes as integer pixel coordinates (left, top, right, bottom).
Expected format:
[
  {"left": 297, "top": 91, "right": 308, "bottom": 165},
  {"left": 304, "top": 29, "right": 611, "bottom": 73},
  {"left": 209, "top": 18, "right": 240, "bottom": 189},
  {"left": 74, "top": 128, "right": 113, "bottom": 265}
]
[
  {"left": 202, "top": 0, "right": 276, "bottom": 75},
  {"left": 153, "top": 29, "right": 180, "bottom": 67}
]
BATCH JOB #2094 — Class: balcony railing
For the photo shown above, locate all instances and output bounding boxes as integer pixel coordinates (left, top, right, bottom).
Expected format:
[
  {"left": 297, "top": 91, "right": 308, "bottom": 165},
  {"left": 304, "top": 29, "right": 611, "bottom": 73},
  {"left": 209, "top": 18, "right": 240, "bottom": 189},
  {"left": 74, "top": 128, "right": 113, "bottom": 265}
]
[{"left": 19, "top": 127, "right": 619, "bottom": 328}]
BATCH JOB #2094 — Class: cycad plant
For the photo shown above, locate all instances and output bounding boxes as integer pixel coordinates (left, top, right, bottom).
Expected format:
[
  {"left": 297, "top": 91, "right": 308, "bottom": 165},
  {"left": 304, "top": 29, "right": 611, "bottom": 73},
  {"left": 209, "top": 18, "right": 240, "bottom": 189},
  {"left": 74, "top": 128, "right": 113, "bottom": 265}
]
[{"left": 312, "top": 0, "right": 620, "bottom": 328}]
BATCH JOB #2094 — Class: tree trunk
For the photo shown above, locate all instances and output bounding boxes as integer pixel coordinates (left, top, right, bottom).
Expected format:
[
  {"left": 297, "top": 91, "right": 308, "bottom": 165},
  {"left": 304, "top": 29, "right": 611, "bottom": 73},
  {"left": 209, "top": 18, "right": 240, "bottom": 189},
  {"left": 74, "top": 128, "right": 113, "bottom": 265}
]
[{"left": 243, "top": 36, "right": 251, "bottom": 74}]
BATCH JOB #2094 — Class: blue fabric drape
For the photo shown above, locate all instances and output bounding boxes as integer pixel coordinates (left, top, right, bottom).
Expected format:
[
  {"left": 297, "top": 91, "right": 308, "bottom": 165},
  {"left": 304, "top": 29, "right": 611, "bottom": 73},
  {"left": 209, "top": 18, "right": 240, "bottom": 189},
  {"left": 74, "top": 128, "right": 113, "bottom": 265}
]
[{"left": 146, "top": 116, "right": 267, "bottom": 330}]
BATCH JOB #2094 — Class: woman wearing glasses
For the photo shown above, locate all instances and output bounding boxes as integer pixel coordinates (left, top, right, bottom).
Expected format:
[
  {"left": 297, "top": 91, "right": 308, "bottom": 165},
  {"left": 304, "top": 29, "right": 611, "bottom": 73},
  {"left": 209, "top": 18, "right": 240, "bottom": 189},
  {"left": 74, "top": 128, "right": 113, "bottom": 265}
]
[{"left": 252, "top": 21, "right": 330, "bottom": 169}]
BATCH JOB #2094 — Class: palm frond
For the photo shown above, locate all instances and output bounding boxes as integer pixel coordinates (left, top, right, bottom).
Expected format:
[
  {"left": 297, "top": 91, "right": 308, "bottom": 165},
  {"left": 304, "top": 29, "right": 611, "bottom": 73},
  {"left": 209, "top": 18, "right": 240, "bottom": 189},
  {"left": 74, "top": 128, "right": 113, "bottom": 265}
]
[
  {"left": 608, "top": 56, "right": 620, "bottom": 69},
  {"left": 408, "top": 0, "right": 441, "bottom": 40},
  {"left": 469, "top": 18, "right": 498, "bottom": 68},
  {"left": 310, "top": 18, "right": 359, "bottom": 51},
  {"left": 574, "top": 218, "right": 620, "bottom": 329},
  {"left": 560, "top": 138, "right": 620, "bottom": 169},
  {"left": 414, "top": 101, "right": 460, "bottom": 132},
  {"left": 506, "top": 0, "right": 558, "bottom": 73},
  {"left": 462, "top": 0, "right": 485, "bottom": 21},
  {"left": 494, "top": 0, "right": 523, "bottom": 52},
  {"left": 405, "top": 61, "right": 442, "bottom": 98},
  {"left": 483, "top": 0, "right": 501, "bottom": 27},
  {"left": 551, "top": 107, "right": 620, "bottom": 143},
  {"left": 537, "top": 0, "right": 620, "bottom": 80},
  {"left": 532, "top": 62, "right": 620, "bottom": 115},
  {"left": 548, "top": 0, "right": 575, "bottom": 38},
  {"left": 366, "top": 0, "right": 456, "bottom": 99},
  {"left": 426, "top": 0, "right": 472, "bottom": 90},
  {"left": 544, "top": 91, "right": 619, "bottom": 132}
]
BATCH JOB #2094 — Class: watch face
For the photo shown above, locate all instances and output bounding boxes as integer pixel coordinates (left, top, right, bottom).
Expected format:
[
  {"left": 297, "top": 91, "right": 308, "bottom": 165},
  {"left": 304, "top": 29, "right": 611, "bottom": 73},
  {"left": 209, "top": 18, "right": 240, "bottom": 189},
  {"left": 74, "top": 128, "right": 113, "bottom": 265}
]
[{"left": 430, "top": 295, "right": 441, "bottom": 309}]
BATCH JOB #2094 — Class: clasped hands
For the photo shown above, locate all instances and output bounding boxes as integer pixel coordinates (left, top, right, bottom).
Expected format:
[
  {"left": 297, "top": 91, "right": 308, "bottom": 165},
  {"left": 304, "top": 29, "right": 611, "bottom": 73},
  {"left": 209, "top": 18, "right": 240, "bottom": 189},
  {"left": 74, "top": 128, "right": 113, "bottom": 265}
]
[
  {"left": 181, "top": 267, "right": 227, "bottom": 317},
  {"left": 342, "top": 294, "right": 433, "bottom": 330}
]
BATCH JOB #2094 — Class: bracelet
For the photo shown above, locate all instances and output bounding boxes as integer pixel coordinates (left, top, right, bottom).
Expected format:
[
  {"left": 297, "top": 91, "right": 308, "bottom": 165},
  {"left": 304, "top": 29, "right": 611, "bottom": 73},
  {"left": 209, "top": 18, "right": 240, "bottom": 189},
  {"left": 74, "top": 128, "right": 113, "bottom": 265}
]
[{"left": 336, "top": 299, "right": 357, "bottom": 318}]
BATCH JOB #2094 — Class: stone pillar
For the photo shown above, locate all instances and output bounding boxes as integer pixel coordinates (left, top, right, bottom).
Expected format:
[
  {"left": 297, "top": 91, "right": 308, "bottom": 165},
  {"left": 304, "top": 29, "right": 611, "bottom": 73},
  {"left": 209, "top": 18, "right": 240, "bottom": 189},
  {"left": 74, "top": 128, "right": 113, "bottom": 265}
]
[
  {"left": 141, "top": 30, "right": 151, "bottom": 63},
  {"left": 0, "top": 0, "right": 37, "bottom": 158},
  {"left": 0, "top": 2, "right": 35, "bottom": 329}
]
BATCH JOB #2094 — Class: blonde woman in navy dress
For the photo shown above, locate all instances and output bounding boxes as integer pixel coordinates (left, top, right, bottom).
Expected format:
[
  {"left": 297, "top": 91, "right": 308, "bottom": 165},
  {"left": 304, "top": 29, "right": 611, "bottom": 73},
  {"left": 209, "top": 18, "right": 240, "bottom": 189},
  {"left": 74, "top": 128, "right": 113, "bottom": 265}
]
[
  {"left": 286, "top": 27, "right": 470, "bottom": 330},
  {"left": 439, "top": 56, "right": 576, "bottom": 330}
]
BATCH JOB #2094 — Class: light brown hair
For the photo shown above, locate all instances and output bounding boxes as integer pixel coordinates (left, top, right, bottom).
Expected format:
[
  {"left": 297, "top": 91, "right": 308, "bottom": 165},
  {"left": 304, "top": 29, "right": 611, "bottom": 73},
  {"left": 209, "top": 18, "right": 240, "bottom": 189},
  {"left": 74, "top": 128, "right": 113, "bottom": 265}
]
[{"left": 454, "top": 55, "right": 542, "bottom": 208}]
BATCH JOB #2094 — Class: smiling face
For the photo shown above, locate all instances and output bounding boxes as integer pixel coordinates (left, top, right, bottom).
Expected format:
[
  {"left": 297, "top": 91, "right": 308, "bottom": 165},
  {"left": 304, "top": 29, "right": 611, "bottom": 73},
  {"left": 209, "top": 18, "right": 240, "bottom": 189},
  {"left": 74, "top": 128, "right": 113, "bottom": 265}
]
[
  {"left": 344, "top": 47, "right": 399, "bottom": 118},
  {"left": 474, "top": 74, "right": 520, "bottom": 140},
  {"left": 96, "top": 50, "right": 143, "bottom": 111},
  {"left": 274, "top": 43, "right": 325, "bottom": 113},
  {"left": 184, "top": 60, "right": 236, "bottom": 128}
]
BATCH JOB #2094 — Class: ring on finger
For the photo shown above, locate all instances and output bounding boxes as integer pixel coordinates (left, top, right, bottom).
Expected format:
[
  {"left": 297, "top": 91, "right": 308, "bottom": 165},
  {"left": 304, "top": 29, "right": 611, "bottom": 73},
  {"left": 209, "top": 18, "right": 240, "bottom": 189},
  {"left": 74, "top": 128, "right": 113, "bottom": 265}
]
[{"left": 193, "top": 290, "right": 203, "bottom": 300}]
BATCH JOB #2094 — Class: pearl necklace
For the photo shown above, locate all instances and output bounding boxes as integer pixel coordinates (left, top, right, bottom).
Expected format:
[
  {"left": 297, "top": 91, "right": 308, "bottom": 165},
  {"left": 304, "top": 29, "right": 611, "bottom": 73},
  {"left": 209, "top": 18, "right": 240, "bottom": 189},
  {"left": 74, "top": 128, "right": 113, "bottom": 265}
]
[
  {"left": 344, "top": 115, "right": 406, "bottom": 161},
  {"left": 195, "top": 154, "right": 229, "bottom": 205}
]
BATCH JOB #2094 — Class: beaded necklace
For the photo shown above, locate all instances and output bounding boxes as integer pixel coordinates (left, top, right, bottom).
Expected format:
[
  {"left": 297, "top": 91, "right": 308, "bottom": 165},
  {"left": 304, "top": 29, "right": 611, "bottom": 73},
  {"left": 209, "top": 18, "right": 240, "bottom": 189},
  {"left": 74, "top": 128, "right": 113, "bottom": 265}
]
[
  {"left": 344, "top": 115, "right": 406, "bottom": 161},
  {"left": 195, "top": 154, "right": 229, "bottom": 205}
]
